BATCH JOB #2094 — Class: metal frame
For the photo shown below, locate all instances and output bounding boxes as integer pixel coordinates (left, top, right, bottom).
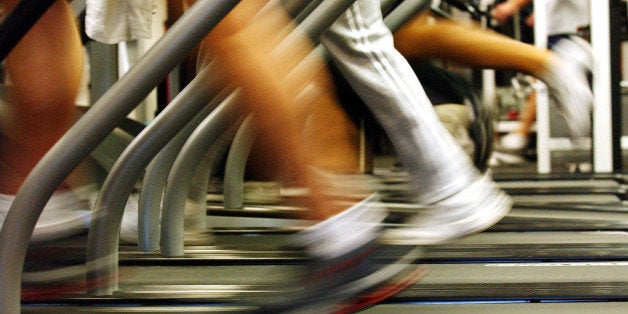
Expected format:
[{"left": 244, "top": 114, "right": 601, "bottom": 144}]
[
  {"left": 536, "top": 0, "right": 623, "bottom": 174},
  {"left": 157, "top": 0, "right": 426, "bottom": 260},
  {"left": 591, "top": 0, "right": 623, "bottom": 173},
  {"left": 0, "top": 1, "right": 240, "bottom": 311},
  {"left": 591, "top": 0, "right": 614, "bottom": 172},
  {"left": 93, "top": 0, "right": 367, "bottom": 297},
  {"left": 136, "top": 78, "right": 232, "bottom": 252},
  {"left": 0, "top": 0, "right": 435, "bottom": 311},
  {"left": 534, "top": 0, "right": 551, "bottom": 173},
  {"left": 160, "top": 93, "right": 243, "bottom": 257},
  {"left": 2, "top": 0, "right": 621, "bottom": 312}
]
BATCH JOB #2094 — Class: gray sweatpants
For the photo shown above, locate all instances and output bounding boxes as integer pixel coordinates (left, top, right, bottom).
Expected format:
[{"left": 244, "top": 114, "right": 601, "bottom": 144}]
[{"left": 321, "top": 0, "right": 479, "bottom": 204}]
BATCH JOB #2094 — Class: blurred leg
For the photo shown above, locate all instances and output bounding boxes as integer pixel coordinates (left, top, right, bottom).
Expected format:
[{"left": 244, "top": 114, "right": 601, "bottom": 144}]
[
  {"left": 518, "top": 91, "right": 537, "bottom": 137},
  {"left": 0, "top": 0, "right": 83, "bottom": 194},
  {"left": 394, "top": 12, "right": 551, "bottom": 76},
  {"left": 396, "top": 11, "right": 592, "bottom": 147},
  {"left": 323, "top": 2, "right": 478, "bottom": 203},
  {"left": 323, "top": 0, "right": 511, "bottom": 244},
  {"left": 204, "top": 1, "right": 363, "bottom": 220}
]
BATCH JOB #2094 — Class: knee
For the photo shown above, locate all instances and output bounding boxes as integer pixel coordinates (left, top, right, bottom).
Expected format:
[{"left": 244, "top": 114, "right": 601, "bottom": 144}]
[{"left": 4, "top": 0, "right": 83, "bottom": 108}]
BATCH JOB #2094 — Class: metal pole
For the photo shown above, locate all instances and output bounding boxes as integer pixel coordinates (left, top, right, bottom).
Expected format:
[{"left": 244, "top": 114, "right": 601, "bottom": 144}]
[
  {"left": 534, "top": 0, "right": 551, "bottom": 173},
  {"left": 0, "top": 1, "right": 239, "bottom": 312},
  {"left": 610, "top": 0, "right": 623, "bottom": 172},
  {"left": 591, "top": 0, "right": 614, "bottom": 172}
]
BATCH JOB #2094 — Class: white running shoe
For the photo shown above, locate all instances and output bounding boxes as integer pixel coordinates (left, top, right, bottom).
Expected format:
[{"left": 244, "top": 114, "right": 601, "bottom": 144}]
[
  {"left": 499, "top": 132, "right": 528, "bottom": 152},
  {"left": 490, "top": 151, "right": 526, "bottom": 165},
  {"left": 0, "top": 186, "right": 139, "bottom": 243},
  {"left": 552, "top": 36, "right": 593, "bottom": 74},
  {"left": 541, "top": 41, "right": 594, "bottom": 139},
  {"left": 383, "top": 173, "right": 512, "bottom": 245},
  {"left": 0, "top": 186, "right": 95, "bottom": 243},
  {"left": 259, "top": 193, "right": 423, "bottom": 312}
]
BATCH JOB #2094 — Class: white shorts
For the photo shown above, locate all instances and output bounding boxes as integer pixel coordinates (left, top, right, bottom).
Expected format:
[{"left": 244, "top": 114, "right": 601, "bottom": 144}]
[{"left": 85, "top": 0, "right": 155, "bottom": 44}]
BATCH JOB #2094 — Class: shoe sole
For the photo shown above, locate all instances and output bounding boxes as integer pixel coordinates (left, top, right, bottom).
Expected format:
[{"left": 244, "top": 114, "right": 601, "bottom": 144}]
[
  {"left": 257, "top": 244, "right": 424, "bottom": 313},
  {"left": 335, "top": 263, "right": 429, "bottom": 313}
]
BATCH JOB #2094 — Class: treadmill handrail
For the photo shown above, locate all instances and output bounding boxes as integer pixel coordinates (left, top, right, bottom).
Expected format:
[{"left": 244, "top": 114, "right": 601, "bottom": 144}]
[{"left": 0, "top": 1, "right": 240, "bottom": 312}]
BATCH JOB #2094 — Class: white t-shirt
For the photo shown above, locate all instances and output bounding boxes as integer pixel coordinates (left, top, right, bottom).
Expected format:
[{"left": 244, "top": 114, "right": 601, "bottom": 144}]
[
  {"left": 546, "top": 0, "right": 590, "bottom": 36},
  {"left": 85, "top": 0, "right": 154, "bottom": 44}
]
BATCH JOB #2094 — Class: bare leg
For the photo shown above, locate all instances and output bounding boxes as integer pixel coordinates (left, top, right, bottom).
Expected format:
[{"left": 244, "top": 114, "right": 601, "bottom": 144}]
[
  {"left": 394, "top": 11, "right": 552, "bottom": 77},
  {"left": 203, "top": 1, "right": 363, "bottom": 220},
  {"left": 394, "top": 11, "right": 592, "bottom": 150},
  {"left": 518, "top": 91, "right": 537, "bottom": 137},
  {"left": 0, "top": 0, "right": 83, "bottom": 194}
]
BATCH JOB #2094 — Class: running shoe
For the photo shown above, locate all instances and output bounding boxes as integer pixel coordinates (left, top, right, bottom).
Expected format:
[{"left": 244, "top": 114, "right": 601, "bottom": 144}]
[
  {"left": 499, "top": 132, "right": 528, "bottom": 152},
  {"left": 255, "top": 193, "right": 423, "bottom": 312},
  {"left": 383, "top": 172, "right": 512, "bottom": 245},
  {"left": 553, "top": 35, "right": 594, "bottom": 74},
  {"left": 489, "top": 151, "right": 526, "bottom": 166},
  {"left": 0, "top": 186, "right": 95, "bottom": 243},
  {"left": 0, "top": 185, "right": 139, "bottom": 243},
  {"left": 541, "top": 40, "right": 594, "bottom": 140}
]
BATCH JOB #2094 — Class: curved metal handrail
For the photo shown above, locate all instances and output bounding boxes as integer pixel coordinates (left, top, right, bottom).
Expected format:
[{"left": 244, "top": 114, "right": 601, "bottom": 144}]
[
  {"left": 160, "top": 92, "right": 244, "bottom": 257},
  {"left": 0, "top": 1, "right": 239, "bottom": 311},
  {"left": 85, "top": 63, "right": 233, "bottom": 296},
  {"left": 136, "top": 67, "right": 230, "bottom": 253}
]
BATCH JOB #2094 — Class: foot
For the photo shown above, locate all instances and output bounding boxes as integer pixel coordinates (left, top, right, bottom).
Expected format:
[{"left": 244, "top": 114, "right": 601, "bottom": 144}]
[
  {"left": 499, "top": 132, "right": 528, "bottom": 152},
  {"left": 490, "top": 151, "right": 526, "bottom": 165},
  {"left": 258, "top": 193, "right": 423, "bottom": 312},
  {"left": 0, "top": 185, "right": 139, "bottom": 243},
  {"left": 552, "top": 36, "right": 593, "bottom": 73},
  {"left": 541, "top": 40, "right": 594, "bottom": 139},
  {"left": 0, "top": 186, "right": 95, "bottom": 243},
  {"left": 383, "top": 172, "right": 512, "bottom": 245}
]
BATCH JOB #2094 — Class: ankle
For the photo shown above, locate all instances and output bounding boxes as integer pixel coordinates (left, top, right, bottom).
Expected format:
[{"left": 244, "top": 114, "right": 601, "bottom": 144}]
[
  {"left": 538, "top": 54, "right": 561, "bottom": 83},
  {"left": 299, "top": 193, "right": 384, "bottom": 260},
  {"left": 305, "top": 168, "right": 376, "bottom": 220}
]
